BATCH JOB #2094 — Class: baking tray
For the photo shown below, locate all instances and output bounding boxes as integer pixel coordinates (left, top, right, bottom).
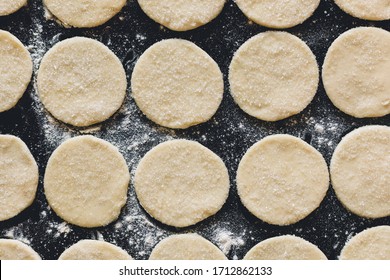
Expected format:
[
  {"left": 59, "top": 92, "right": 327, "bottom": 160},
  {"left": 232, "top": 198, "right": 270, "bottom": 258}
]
[{"left": 0, "top": 0, "right": 389, "bottom": 260}]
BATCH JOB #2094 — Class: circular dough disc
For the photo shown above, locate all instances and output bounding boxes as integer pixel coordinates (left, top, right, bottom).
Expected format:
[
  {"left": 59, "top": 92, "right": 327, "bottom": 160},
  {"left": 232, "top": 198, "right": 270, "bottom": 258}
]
[
  {"left": 235, "top": 0, "right": 320, "bottom": 29},
  {"left": 334, "top": 0, "right": 390, "bottom": 21},
  {"left": 131, "top": 39, "right": 224, "bottom": 129},
  {"left": 229, "top": 32, "right": 319, "bottom": 121},
  {"left": 149, "top": 234, "right": 227, "bottom": 260},
  {"left": 237, "top": 134, "right": 329, "bottom": 226},
  {"left": 330, "top": 125, "right": 390, "bottom": 218},
  {"left": 0, "top": 239, "right": 41, "bottom": 260},
  {"left": 0, "top": 30, "right": 32, "bottom": 112},
  {"left": 44, "top": 135, "right": 130, "bottom": 228},
  {"left": 0, "top": 135, "right": 38, "bottom": 221},
  {"left": 137, "top": 0, "right": 226, "bottom": 31},
  {"left": 322, "top": 27, "right": 390, "bottom": 118},
  {"left": 134, "top": 139, "right": 229, "bottom": 227},
  {"left": 244, "top": 235, "right": 327, "bottom": 260},
  {"left": 339, "top": 226, "right": 390, "bottom": 260},
  {"left": 43, "top": 0, "right": 126, "bottom": 28},
  {"left": 37, "top": 37, "right": 127, "bottom": 127},
  {"left": 0, "top": 0, "right": 26, "bottom": 16},
  {"left": 59, "top": 240, "right": 132, "bottom": 260}
]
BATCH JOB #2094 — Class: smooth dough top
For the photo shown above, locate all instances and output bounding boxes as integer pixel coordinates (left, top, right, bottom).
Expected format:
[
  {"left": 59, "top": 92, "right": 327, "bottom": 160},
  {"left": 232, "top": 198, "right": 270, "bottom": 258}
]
[
  {"left": 43, "top": 0, "right": 126, "bottom": 28},
  {"left": 0, "top": 135, "right": 38, "bottom": 221},
  {"left": 334, "top": 0, "right": 390, "bottom": 21},
  {"left": 0, "top": 239, "right": 41, "bottom": 260},
  {"left": 44, "top": 135, "right": 130, "bottom": 228},
  {"left": 322, "top": 27, "right": 390, "bottom": 118},
  {"left": 0, "top": 30, "right": 32, "bottom": 113},
  {"left": 134, "top": 139, "right": 230, "bottom": 228},
  {"left": 229, "top": 32, "right": 319, "bottom": 121},
  {"left": 137, "top": 0, "right": 226, "bottom": 31},
  {"left": 330, "top": 125, "right": 390, "bottom": 219},
  {"left": 235, "top": 0, "right": 320, "bottom": 29},
  {"left": 59, "top": 240, "right": 132, "bottom": 260},
  {"left": 37, "top": 37, "right": 127, "bottom": 127},
  {"left": 132, "top": 39, "right": 223, "bottom": 129},
  {"left": 149, "top": 234, "right": 227, "bottom": 260},
  {"left": 339, "top": 226, "right": 390, "bottom": 260},
  {"left": 244, "top": 235, "right": 327, "bottom": 260},
  {"left": 0, "top": 0, "right": 26, "bottom": 16},
  {"left": 237, "top": 134, "right": 329, "bottom": 226}
]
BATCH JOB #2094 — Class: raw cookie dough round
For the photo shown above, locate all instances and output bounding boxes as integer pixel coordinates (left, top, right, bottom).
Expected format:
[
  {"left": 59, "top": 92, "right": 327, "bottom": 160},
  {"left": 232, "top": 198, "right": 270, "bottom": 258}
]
[
  {"left": 137, "top": 0, "right": 226, "bottom": 31},
  {"left": 43, "top": 0, "right": 126, "bottom": 28},
  {"left": 229, "top": 32, "right": 319, "bottom": 121},
  {"left": 149, "top": 234, "right": 227, "bottom": 260},
  {"left": 0, "top": 135, "right": 38, "bottom": 221},
  {"left": 334, "top": 0, "right": 390, "bottom": 21},
  {"left": 44, "top": 135, "right": 130, "bottom": 228},
  {"left": 37, "top": 37, "right": 127, "bottom": 127},
  {"left": 0, "top": 30, "right": 32, "bottom": 112},
  {"left": 339, "top": 226, "right": 390, "bottom": 260},
  {"left": 237, "top": 135, "right": 329, "bottom": 226},
  {"left": 59, "top": 240, "right": 132, "bottom": 260},
  {"left": 330, "top": 125, "right": 390, "bottom": 219},
  {"left": 244, "top": 235, "right": 327, "bottom": 260},
  {"left": 131, "top": 39, "right": 223, "bottom": 129},
  {"left": 134, "top": 139, "right": 229, "bottom": 227},
  {"left": 322, "top": 27, "right": 390, "bottom": 118},
  {"left": 0, "top": 239, "right": 41, "bottom": 260},
  {"left": 235, "top": 0, "right": 320, "bottom": 29},
  {"left": 0, "top": 0, "right": 26, "bottom": 16}
]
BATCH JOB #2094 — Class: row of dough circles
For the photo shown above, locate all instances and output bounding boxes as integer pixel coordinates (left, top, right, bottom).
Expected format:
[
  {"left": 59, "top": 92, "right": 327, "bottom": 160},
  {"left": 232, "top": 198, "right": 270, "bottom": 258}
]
[
  {"left": 1, "top": 226, "right": 389, "bottom": 260},
  {"left": 1, "top": 26, "right": 389, "bottom": 127}
]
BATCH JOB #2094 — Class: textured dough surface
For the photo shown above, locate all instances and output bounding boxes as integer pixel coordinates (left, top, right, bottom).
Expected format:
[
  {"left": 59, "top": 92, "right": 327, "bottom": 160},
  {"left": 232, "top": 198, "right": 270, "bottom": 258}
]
[
  {"left": 44, "top": 136, "right": 130, "bottom": 228},
  {"left": 0, "top": 30, "right": 32, "bottom": 112},
  {"left": 229, "top": 32, "right": 318, "bottom": 121},
  {"left": 339, "top": 226, "right": 390, "bottom": 260},
  {"left": 43, "top": 0, "right": 126, "bottom": 28},
  {"left": 132, "top": 39, "right": 223, "bottom": 129},
  {"left": 244, "top": 235, "right": 327, "bottom": 260},
  {"left": 138, "top": 0, "right": 225, "bottom": 31},
  {"left": 0, "top": 0, "right": 26, "bottom": 16},
  {"left": 37, "top": 37, "right": 127, "bottom": 127},
  {"left": 0, "top": 135, "right": 38, "bottom": 221},
  {"left": 59, "top": 240, "right": 132, "bottom": 260},
  {"left": 237, "top": 135, "right": 329, "bottom": 225},
  {"left": 330, "top": 126, "right": 390, "bottom": 218},
  {"left": 235, "top": 0, "right": 320, "bottom": 28},
  {"left": 322, "top": 27, "right": 390, "bottom": 118},
  {"left": 134, "top": 139, "right": 229, "bottom": 227},
  {"left": 334, "top": 0, "right": 390, "bottom": 20},
  {"left": 0, "top": 239, "right": 41, "bottom": 260},
  {"left": 149, "top": 234, "right": 227, "bottom": 260}
]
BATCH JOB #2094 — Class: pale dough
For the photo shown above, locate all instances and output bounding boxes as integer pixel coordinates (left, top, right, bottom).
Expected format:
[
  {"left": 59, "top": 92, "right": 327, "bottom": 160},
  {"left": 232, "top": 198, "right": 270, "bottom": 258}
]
[
  {"left": 0, "top": 0, "right": 26, "bottom": 16},
  {"left": 322, "top": 27, "right": 390, "bottom": 118},
  {"left": 0, "top": 239, "right": 41, "bottom": 260},
  {"left": 37, "top": 37, "right": 127, "bottom": 127},
  {"left": 334, "top": 0, "right": 390, "bottom": 21},
  {"left": 59, "top": 240, "right": 132, "bottom": 260},
  {"left": 0, "top": 135, "right": 38, "bottom": 221},
  {"left": 44, "top": 135, "right": 130, "bottom": 228},
  {"left": 330, "top": 125, "right": 390, "bottom": 219},
  {"left": 339, "top": 226, "right": 390, "bottom": 260},
  {"left": 0, "top": 30, "right": 32, "bottom": 112},
  {"left": 149, "top": 234, "right": 227, "bottom": 260},
  {"left": 43, "top": 0, "right": 126, "bottom": 28},
  {"left": 235, "top": 0, "right": 320, "bottom": 29},
  {"left": 237, "top": 134, "right": 329, "bottom": 226},
  {"left": 137, "top": 0, "right": 226, "bottom": 31},
  {"left": 229, "top": 32, "right": 319, "bottom": 121},
  {"left": 244, "top": 235, "right": 327, "bottom": 260},
  {"left": 134, "top": 139, "right": 229, "bottom": 227},
  {"left": 131, "top": 39, "right": 224, "bottom": 129}
]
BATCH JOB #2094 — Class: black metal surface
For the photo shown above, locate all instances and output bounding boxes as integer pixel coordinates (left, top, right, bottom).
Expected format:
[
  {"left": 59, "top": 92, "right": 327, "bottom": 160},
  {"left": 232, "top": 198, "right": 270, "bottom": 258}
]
[{"left": 0, "top": 0, "right": 389, "bottom": 260}]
